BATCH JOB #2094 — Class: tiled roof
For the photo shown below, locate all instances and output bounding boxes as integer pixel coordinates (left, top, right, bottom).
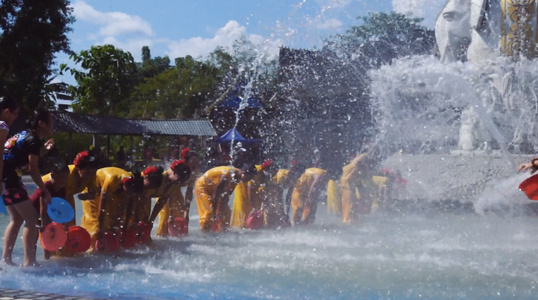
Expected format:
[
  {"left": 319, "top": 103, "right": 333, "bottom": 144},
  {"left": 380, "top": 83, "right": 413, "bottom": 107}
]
[
  {"left": 137, "top": 119, "right": 217, "bottom": 136},
  {"left": 51, "top": 111, "right": 217, "bottom": 137}
]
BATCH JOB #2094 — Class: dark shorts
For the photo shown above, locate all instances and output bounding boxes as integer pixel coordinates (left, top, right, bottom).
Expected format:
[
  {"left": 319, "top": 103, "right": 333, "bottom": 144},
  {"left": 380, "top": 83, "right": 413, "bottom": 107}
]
[{"left": 3, "top": 185, "right": 30, "bottom": 206}]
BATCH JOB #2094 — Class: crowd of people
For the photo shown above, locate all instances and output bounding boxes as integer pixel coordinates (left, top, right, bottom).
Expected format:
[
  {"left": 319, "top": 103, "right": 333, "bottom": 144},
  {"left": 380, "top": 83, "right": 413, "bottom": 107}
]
[{"left": 0, "top": 96, "right": 398, "bottom": 268}]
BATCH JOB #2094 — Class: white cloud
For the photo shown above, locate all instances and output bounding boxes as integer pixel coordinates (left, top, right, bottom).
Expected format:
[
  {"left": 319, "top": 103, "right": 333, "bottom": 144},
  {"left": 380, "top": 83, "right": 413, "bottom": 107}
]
[
  {"left": 392, "top": 0, "right": 448, "bottom": 28},
  {"left": 316, "top": 18, "right": 343, "bottom": 30},
  {"left": 318, "top": 0, "right": 352, "bottom": 9},
  {"left": 69, "top": 1, "right": 281, "bottom": 61},
  {"left": 71, "top": 1, "right": 154, "bottom": 37},
  {"left": 166, "top": 20, "right": 282, "bottom": 60},
  {"left": 102, "top": 36, "right": 154, "bottom": 57}
]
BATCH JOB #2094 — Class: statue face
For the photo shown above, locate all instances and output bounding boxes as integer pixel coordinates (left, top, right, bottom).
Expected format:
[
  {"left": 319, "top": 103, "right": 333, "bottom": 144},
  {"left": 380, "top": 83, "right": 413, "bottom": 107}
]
[{"left": 441, "top": 0, "right": 472, "bottom": 61}]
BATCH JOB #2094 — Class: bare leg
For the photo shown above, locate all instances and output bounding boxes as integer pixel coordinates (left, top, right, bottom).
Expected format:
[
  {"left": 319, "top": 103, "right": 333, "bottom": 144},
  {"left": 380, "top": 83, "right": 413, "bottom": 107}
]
[
  {"left": 32, "top": 220, "right": 50, "bottom": 260},
  {"left": 2, "top": 206, "right": 24, "bottom": 265},
  {"left": 11, "top": 200, "right": 40, "bottom": 267}
]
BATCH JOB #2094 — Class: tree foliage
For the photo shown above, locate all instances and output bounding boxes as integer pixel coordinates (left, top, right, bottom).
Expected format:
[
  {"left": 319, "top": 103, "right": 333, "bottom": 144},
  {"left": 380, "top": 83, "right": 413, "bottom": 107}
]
[
  {"left": 206, "top": 39, "right": 279, "bottom": 119},
  {"left": 129, "top": 55, "right": 220, "bottom": 119},
  {"left": 139, "top": 46, "right": 171, "bottom": 78},
  {"left": 329, "top": 12, "right": 435, "bottom": 68},
  {"left": 62, "top": 45, "right": 138, "bottom": 116},
  {"left": 0, "top": 0, "right": 74, "bottom": 114}
]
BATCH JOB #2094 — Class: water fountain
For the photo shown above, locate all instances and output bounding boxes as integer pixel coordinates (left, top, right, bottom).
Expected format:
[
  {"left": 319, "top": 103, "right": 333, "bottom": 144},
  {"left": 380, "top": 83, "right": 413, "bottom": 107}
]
[
  {"left": 376, "top": 0, "right": 538, "bottom": 212},
  {"left": 3, "top": 1, "right": 538, "bottom": 299}
]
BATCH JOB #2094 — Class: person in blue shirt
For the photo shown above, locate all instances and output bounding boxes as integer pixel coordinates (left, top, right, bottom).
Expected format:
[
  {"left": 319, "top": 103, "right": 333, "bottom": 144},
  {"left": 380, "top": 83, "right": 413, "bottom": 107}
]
[{"left": 2, "top": 108, "right": 54, "bottom": 267}]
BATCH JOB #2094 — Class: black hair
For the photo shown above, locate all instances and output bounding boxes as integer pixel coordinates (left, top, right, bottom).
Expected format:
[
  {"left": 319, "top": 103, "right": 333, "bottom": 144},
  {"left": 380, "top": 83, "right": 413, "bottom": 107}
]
[
  {"left": 266, "top": 164, "right": 279, "bottom": 173},
  {"left": 243, "top": 163, "right": 258, "bottom": 176},
  {"left": 126, "top": 172, "right": 144, "bottom": 194},
  {"left": 289, "top": 163, "right": 306, "bottom": 177},
  {"left": 145, "top": 166, "right": 164, "bottom": 188},
  {"left": 173, "top": 163, "right": 191, "bottom": 180},
  {"left": 29, "top": 108, "right": 51, "bottom": 130},
  {"left": 77, "top": 155, "right": 98, "bottom": 170},
  {"left": 50, "top": 159, "right": 69, "bottom": 174},
  {"left": 184, "top": 151, "right": 200, "bottom": 162},
  {"left": 0, "top": 95, "right": 18, "bottom": 111}
]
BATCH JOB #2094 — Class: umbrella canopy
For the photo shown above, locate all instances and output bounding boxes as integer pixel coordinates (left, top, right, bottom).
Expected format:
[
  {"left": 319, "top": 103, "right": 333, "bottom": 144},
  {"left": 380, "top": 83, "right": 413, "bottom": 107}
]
[
  {"left": 219, "top": 97, "right": 263, "bottom": 109},
  {"left": 216, "top": 128, "right": 262, "bottom": 144}
]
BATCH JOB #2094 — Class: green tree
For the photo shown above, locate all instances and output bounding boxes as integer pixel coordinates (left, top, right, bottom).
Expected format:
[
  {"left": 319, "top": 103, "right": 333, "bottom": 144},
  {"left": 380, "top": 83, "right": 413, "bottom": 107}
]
[
  {"left": 0, "top": 0, "right": 74, "bottom": 114},
  {"left": 205, "top": 40, "right": 279, "bottom": 115},
  {"left": 329, "top": 12, "right": 435, "bottom": 68},
  {"left": 61, "top": 45, "right": 138, "bottom": 116},
  {"left": 129, "top": 55, "right": 220, "bottom": 119},
  {"left": 139, "top": 46, "right": 171, "bottom": 78}
]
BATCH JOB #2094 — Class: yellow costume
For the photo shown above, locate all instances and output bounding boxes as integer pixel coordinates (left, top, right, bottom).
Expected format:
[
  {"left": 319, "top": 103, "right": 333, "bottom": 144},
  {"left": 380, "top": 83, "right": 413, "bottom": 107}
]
[
  {"left": 42, "top": 165, "right": 96, "bottom": 228},
  {"left": 341, "top": 154, "right": 389, "bottom": 223},
  {"left": 340, "top": 154, "right": 367, "bottom": 224},
  {"left": 42, "top": 164, "right": 96, "bottom": 256},
  {"left": 141, "top": 170, "right": 180, "bottom": 225},
  {"left": 371, "top": 175, "right": 389, "bottom": 212},
  {"left": 195, "top": 166, "right": 240, "bottom": 232},
  {"left": 230, "top": 165, "right": 266, "bottom": 229},
  {"left": 326, "top": 179, "right": 341, "bottom": 215},
  {"left": 264, "top": 169, "right": 290, "bottom": 228},
  {"left": 155, "top": 171, "right": 197, "bottom": 237},
  {"left": 291, "top": 168, "right": 327, "bottom": 225},
  {"left": 80, "top": 167, "right": 131, "bottom": 242}
]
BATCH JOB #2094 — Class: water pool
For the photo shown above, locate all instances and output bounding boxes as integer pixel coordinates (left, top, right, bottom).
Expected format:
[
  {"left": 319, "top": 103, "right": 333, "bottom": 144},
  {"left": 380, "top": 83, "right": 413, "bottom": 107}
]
[{"left": 1, "top": 196, "right": 538, "bottom": 299}]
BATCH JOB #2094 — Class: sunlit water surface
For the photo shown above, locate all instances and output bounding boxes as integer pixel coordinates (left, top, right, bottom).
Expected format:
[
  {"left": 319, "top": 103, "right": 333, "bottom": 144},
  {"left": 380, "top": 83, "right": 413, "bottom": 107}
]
[{"left": 1, "top": 192, "right": 538, "bottom": 299}]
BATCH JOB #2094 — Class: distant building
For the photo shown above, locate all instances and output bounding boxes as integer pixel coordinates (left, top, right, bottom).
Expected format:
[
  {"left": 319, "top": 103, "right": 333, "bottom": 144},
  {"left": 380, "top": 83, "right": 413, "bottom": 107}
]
[{"left": 54, "top": 92, "right": 73, "bottom": 112}]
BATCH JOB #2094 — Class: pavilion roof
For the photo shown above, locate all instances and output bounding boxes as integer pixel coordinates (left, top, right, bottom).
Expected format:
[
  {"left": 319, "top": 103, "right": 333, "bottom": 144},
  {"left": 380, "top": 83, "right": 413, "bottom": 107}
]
[{"left": 51, "top": 111, "right": 217, "bottom": 137}]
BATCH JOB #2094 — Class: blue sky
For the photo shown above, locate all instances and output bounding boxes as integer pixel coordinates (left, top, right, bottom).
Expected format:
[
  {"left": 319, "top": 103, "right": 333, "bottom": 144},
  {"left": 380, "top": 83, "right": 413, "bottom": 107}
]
[{"left": 58, "top": 0, "right": 447, "bottom": 82}]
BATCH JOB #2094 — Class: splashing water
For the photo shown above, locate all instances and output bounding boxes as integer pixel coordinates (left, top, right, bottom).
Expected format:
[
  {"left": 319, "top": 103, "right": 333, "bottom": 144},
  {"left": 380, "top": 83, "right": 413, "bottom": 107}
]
[
  {"left": 3, "top": 199, "right": 538, "bottom": 299},
  {"left": 370, "top": 55, "right": 534, "bottom": 159},
  {"left": 370, "top": 55, "right": 538, "bottom": 212},
  {"left": 5, "top": 2, "right": 538, "bottom": 299}
]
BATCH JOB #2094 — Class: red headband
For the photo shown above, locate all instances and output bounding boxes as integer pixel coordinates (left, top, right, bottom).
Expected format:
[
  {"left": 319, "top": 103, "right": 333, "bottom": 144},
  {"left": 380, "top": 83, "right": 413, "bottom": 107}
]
[
  {"left": 74, "top": 151, "right": 89, "bottom": 167},
  {"left": 143, "top": 166, "right": 159, "bottom": 176},
  {"left": 121, "top": 175, "right": 134, "bottom": 185},
  {"left": 170, "top": 159, "right": 186, "bottom": 172},
  {"left": 180, "top": 148, "right": 190, "bottom": 159},
  {"left": 261, "top": 159, "right": 274, "bottom": 170}
]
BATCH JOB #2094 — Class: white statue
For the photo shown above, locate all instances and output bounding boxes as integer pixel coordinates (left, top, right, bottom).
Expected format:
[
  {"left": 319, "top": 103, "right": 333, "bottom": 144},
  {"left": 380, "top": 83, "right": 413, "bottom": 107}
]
[
  {"left": 435, "top": 0, "right": 472, "bottom": 63},
  {"left": 435, "top": 0, "right": 538, "bottom": 152},
  {"left": 436, "top": 0, "right": 535, "bottom": 63},
  {"left": 466, "top": 0, "right": 501, "bottom": 61}
]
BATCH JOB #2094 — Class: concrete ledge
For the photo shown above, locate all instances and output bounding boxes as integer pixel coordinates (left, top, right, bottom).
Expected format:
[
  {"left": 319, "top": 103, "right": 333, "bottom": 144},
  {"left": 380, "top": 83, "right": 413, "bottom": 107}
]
[
  {"left": 0, "top": 288, "right": 104, "bottom": 300},
  {"left": 382, "top": 153, "right": 533, "bottom": 202}
]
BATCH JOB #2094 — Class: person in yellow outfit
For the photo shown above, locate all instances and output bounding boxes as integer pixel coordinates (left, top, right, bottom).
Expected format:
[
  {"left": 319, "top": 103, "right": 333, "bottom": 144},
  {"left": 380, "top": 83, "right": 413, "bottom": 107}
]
[
  {"left": 42, "top": 150, "right": 99, "bottom": 257},
  {"left": 147, "top": 161, "right": 192, "bottom": 232},
  {"left": 263, "top": 163, "right": 305, "bottom": 228},
  {"left": 291, "top": 165, "right": 339, "bottom": 225},
  {"left": 156, "top": 149, "right": 200, "bottom": 237},
  {"left": 85, "top": 165, "right": 164, "bottom": 248},
  {"left": 326, "top": 178, "right": 341, "bottom": 215},
  {"left": 376, "top": 168, "right": 407, "bottom": 211},
  {"left": 230, "top": 159, "right": 277, "bottom": 229},
  {"left": 43, "top": 151, "right": 99, "bottom": 226},
  {"left": 341, "top": 145, "right": 384, "bottom": 224},
  {"left": 30, "top": 160, "right": 69, "bottom": 259},
  {"left": 195, "top": 164, "right": 257, "bottom": 232},
  {"left": 80, "top": 167, "right": 144, "bottom": 250},
  {"left": 132, "top": 166, "right": 164, "bottom": 230},
  {"left": 340, "top": 153, "right": 366, "bottom": 224}
]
